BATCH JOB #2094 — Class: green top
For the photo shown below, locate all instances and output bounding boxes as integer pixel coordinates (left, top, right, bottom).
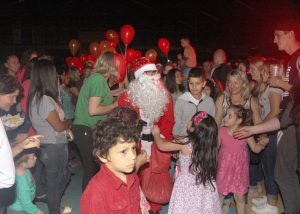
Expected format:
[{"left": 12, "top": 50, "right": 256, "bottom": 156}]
[
  {"left": 9, "top": 169, "right": 38, "bottom": 214},
  {"left": 73, "top": 72, "right": 113, "bottom": 128}
]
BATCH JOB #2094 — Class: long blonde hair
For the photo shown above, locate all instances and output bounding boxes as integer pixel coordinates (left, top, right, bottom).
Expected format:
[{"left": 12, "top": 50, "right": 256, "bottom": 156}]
[
  {"left": 225, "top": 69, "right": 250, "bottom": 100},
  {"left": 91, "top": 52, "right": 117, "bottom": 77}
]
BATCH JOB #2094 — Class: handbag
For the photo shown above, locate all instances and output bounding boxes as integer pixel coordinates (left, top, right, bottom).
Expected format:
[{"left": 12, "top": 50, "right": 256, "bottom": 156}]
[{"left": 139, "top": 144, "right": 173, "bottom": 204}]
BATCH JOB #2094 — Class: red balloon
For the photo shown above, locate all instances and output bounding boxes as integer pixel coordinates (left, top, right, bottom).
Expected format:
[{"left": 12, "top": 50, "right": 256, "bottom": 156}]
[
  {"left": 158, "top": 38, "right": 170, "bottom": 55},
  {"left": 135, "top": 50, "right": 142, "bottom": 58},
  {"left": 113, "top": 53, "right": 127, "bottom": 83},
  {"left": 99, "top": 40, "right": 110, "bottom": 52},
  {"left": 66, "top": 56, "right": 80, "bottom": 68},
  {"left": 108, "top": 40, "right": 117, "bottom": 48},
  {"left": 125, "top": 48, "right": 136, "bottom": 63},
  {"left": 120, "top": 24, "right": 135, "bottom": 46},
  {"left": 89, "top": 42, "right": 101, "bottom": 58},
  {"left": 106, "top": 29, "right": 119, "bottom": 43},
  {"left": 145, "top": 49, "right": 158, "bottom": 63},
  {"left": 68, "top": 39, "right": 80, "bottom": 56},
  {"left": 79, "top": 53, "right": 87, "bottom": 64}
]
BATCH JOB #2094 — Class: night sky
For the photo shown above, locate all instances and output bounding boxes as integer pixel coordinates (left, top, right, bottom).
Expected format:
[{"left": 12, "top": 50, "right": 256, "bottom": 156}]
[{"left": 1, "top": 0, "right": 300, "bottom": 61}]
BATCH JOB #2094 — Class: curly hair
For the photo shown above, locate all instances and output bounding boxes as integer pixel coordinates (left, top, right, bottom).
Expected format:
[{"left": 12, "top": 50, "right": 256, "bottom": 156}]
[
  {"left": 229, "top": 104, "right": 253, "bottom": 126},
  {"left": 187, "top": 111, "right": 218, "bottom": 190},
  {"left": 93, "top": 118, "right": 140, "bottom": 163}
]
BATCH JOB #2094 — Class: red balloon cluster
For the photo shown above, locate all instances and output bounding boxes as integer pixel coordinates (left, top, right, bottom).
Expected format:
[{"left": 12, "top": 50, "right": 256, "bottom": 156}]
[
  {"left": 125, "top": 48, "right": 143, "bottom": 65},
  {"left": 158, "top": 38, "right": 170, "bottom": 55},
  {"left": 120, "top": 24, "right": 135, "bottom": 46},
  {"left": 66, "top": 56, "right": 84, "bottom": 74}
]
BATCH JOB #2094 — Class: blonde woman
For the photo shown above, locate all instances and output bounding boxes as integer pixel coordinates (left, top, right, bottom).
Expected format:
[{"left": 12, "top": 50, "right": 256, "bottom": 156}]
[{"left": 72, "top": 52, "right": 119, "bottom": 191}]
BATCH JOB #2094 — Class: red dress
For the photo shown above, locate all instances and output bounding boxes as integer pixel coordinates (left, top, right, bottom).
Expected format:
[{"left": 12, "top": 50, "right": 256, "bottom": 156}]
[{"left": 118, "top": 92, "right": 175, "bottom": 211}]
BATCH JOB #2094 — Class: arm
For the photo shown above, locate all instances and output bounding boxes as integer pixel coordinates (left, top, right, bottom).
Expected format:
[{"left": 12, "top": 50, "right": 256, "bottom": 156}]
[
  {"left": 263, "top": 91, "right": 282, "bottom": 121},
  {"left": 269, "top": 76, "right": 293, "bottom": 92},
  {"left": 47, "top": 110, "right": 72, "bottom": 132},
  {"left": 251, "top": 97, "right": 269, "bottom": 145},
  {"left": 214, "top": 94, "right": 224, "bottom": 127},
  {"left": 152, "top": 125, "right": 186, "bottom": 152},
  {"left": 69, "top": 87, "right": 80, "bottom": 97},
  {"left": 233, "top": 117, "right": 281, "bottom": 139},
  {"left": 247, "top": 136, "right": 264, "bottom": 154},
  {"left": 88, "top": 97, "right": 118, "bottom": 116},
  {"left": 250, "top": 97, "right": 263, "bottom": 124},
  {"left": 135, "top": 150, "right": 149, "bottom": 172},
  {"left": 11, "top": 135, "right": 42, "bottom": 157}
]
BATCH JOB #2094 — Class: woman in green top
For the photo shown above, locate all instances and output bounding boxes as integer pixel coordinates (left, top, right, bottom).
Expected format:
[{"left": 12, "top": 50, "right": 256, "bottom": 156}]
[{"left": 72, "top": 52, "right": 119, "bottom": 190}]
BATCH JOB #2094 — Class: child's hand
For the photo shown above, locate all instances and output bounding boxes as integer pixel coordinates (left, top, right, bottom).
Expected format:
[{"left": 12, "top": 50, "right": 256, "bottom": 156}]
[
  {"left": 151, "top": 125, "right": 160, "bottom": 136},
  {"left": 254, "top": 143, "right": 265, "bottom": 153},
  {"left": 257, "top": 136, "right": 269, "bottom": 147},
  {"left": 135, "top": 150, "right": 149, "bottom": 172},
  {"left": 15, "top": 133, "right": 28, "bottom": 144},
  {"left": 21, "top": 135, "right": 43, "bottom": 149}
]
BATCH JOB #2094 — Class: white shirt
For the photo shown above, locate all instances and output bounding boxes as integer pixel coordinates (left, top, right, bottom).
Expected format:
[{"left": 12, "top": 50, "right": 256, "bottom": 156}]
[{"left": 0, "top": 120, "right": 15, "bottom": 188}]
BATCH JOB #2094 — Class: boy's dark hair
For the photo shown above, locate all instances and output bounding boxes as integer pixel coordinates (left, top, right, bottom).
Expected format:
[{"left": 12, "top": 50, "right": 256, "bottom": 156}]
[
  {"left": 187, "top": 111, "right": 218, "bottom": 190},
  {"left": 93, "top": 118, "right": 140, "bottom": 162},
  {"left": 0, "top": 74, "right": 22, "bottom": 94},
  {"left": 14, "top": 148, "right": 36, "bottom": 167},
  {"left": 107, "top": 106, "right": 138, "bottom": 125},
  {"left": 230, "top": 105, "right": 253, "bottom": 126},
  {"left": 188, "top": 67, "right": 206, "bottom": 80}
]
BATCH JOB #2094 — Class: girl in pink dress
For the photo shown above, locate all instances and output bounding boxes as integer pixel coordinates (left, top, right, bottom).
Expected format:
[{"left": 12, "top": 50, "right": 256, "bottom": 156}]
[
  {"left": 152, "top": 111, "right": 221, "bottom": 214},
  {"left": 217, "top": 105, "right": 264, "bottom": 214}
]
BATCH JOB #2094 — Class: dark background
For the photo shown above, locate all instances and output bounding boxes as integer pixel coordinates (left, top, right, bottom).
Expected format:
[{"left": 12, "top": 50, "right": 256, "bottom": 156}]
[{"left": 1, "top": 0, "right": 300, "bottom": 63}]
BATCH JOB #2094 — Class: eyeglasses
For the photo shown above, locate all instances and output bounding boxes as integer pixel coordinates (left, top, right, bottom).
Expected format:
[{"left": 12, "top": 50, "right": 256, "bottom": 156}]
[{"left": 144, "top": 70, "right": 159, "bottom": 76}]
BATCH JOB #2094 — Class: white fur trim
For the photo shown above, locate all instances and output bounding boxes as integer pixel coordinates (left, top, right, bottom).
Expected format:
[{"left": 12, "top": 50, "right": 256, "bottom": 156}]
[{"left": 134, "top": 64, "right": 157, "bottom": 78}]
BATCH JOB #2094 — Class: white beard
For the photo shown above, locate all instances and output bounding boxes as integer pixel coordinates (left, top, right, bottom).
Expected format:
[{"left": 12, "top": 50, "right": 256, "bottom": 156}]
[{"left": 127, "top": 74, "right": 169, "bottom": 123}]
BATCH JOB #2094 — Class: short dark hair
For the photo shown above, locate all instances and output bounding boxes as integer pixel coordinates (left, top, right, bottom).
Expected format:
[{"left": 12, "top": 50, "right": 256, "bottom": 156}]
[
  {"left": 274, "top": 18, "right": 300, "bottom": 40},
  {"left": 0, "top": 74, "right": 22, "bottom": 94},
  {"left": 188, "top": 67, "right": 206, "bottom": 80},
  {"left": 107, "top": 106, "right": 138, "bottom": 125},
  {"left": 93, "top": 118, "right": 140, "bottom": 162}
]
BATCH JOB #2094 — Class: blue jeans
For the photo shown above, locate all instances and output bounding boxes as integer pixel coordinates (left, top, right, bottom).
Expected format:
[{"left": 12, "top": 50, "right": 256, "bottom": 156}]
[
  {"left": 260, "top": 133, "right": 279, "bottom": 196},
  {"left": 33, "top": 143, "right": 70, "bottom": 214}
]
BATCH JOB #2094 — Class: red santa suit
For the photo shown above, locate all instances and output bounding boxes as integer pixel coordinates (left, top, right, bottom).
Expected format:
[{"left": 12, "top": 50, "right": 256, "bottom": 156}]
[{"left": 118, "top": 79, "right": 174, "bottom": 211}]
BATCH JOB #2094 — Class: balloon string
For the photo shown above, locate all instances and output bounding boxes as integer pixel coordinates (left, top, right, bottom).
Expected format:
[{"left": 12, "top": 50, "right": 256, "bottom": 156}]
[
  {"left": 124, "top": 45, "right": 128, "bottom": 73},
  {"left": 117, "top": 41, "right": 123, "bottom": 55}
]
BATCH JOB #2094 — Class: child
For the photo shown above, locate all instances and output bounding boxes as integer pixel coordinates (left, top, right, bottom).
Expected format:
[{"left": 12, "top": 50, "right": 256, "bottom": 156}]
[
  {"left": 80, "top": 118, "right": 143, "bottom": 213},
  {"left": 152, "top": 111, "right": 221, "bottom": 214},
  {"left": 217, "top": 105, "right": 264, "bottom": 214},
  {"left": 8, "top": 149, "right": 43, "bottom": 214},
  {"left": 173, "top": 68, "right": 215, "bottom": 136}
]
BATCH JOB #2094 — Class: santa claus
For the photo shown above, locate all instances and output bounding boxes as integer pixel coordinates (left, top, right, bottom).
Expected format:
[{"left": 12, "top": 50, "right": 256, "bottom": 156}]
[{"left": 118, "top": 57, "right": 174, "bottom": 213}]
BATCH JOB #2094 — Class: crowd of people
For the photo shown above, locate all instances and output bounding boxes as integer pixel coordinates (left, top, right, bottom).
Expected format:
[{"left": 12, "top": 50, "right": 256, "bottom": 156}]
[{"left": 0, "top": 17, "right": 300, "bottom": 214}]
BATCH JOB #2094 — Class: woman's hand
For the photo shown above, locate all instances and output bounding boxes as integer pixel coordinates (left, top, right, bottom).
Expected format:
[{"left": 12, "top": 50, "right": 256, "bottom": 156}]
[
  {"left": 151, "top": 125, "right": 160, "bottom": 137},
  {"left": 233, "top": 126, "right": 254, "bottom": 139},
  {"left": 135, "top": 150, "right": 149, "bottom": 172},
  {"left": 20, "top": 135, "right": 43, "bottom": 149}
]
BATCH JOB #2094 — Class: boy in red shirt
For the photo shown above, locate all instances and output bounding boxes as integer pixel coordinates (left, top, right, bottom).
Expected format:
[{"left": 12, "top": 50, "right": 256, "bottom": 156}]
[{"left": 80, "top": 118, "right": 142, "bottom": 214}]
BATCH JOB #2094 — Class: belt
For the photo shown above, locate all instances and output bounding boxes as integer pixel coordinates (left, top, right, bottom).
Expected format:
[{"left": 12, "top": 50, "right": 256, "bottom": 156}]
[{"left": 141, "top": 133, "right": 154, "bottom": 142}]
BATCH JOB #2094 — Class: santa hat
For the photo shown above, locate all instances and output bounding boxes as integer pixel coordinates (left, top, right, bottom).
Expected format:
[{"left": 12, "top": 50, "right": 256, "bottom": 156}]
[{"left": 132, "top": 57, "right": 157, "bottom": 78}]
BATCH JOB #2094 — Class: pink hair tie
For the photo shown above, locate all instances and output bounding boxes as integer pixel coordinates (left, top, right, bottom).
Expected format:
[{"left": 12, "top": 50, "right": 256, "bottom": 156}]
[{"left": 193, "top": 111, "right": 208, "bottom": 125}]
